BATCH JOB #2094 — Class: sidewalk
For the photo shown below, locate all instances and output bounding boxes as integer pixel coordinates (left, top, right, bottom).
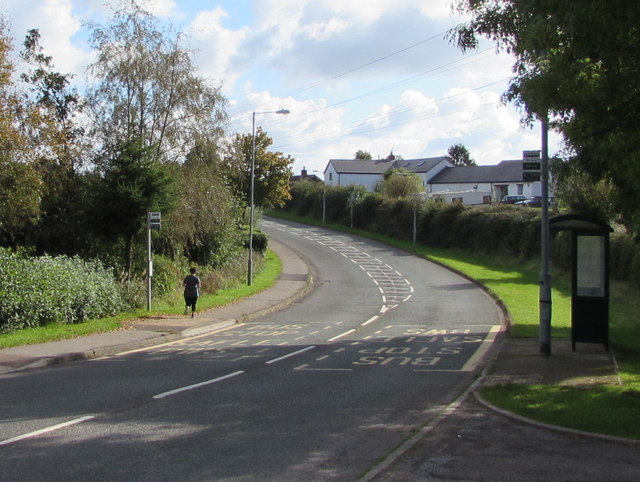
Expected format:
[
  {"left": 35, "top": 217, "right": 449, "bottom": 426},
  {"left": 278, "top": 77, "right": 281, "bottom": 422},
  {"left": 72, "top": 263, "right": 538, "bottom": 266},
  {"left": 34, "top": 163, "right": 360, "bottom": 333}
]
[{"left": 0, "top": 238, "right": 313, "bottom": 374}]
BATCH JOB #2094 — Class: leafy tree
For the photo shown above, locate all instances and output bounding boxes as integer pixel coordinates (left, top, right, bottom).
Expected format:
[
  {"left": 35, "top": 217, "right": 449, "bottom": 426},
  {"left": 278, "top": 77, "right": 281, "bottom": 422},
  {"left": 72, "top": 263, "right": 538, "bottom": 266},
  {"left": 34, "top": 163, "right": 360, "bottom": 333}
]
[
  {"left": 86, "top": 0, "right": 227, "bottom": 163},
  {"left": 160, "top": 141, "right": 242, "bottom": 267},
  {"left": 19, "top": 29, "right": 90, "bottom": 255},
  {"left": 0, "top": 17, "right": 43, "bottom": 245},
  {"left": 377, "top": 168, "right": 423, "bottom": 199},
  {"left": 446, "top": 143, "right": 476, "bottom": 166},
  {"left": 224, "top": 127, "right": 295, "bottom": 209},
  {"left": 354, "top": 150, "right": 372, "bottom": 160},
  {"left": 89, "top": 138, "right": 177, "bottom": 280},
  {"left": 450, "top": 0, "right": 640, "bottom": 231},
  {"left": 552, "top": 161, "right": 620, "bottom": 223}
]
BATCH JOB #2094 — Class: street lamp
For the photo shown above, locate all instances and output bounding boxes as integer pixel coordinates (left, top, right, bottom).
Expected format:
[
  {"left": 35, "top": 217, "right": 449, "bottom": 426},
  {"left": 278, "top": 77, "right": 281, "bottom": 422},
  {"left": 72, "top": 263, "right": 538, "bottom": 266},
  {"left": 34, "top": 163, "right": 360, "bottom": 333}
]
[
  {"left": 248, "top": 109, "right": 290, "bottom": 285},
  {"left": 311, "top": 169, "right": 326, "bottom": 223}
]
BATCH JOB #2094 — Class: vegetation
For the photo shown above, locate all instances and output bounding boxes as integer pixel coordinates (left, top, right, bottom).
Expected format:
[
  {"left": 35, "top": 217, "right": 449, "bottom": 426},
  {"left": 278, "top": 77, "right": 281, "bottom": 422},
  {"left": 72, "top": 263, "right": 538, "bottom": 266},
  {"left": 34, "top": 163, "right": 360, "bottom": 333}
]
[
  {"left": 0, "top": 2, "right": 294, "bottom": 335},
  {"left": 445, "top": 143, "right": 476, "bottom": 166},
  {"left": 450, "top": 0, "right": 640, "bottom": 234},
  {"left": 0, "top": 248, "right": 124, "bottom": 333}
]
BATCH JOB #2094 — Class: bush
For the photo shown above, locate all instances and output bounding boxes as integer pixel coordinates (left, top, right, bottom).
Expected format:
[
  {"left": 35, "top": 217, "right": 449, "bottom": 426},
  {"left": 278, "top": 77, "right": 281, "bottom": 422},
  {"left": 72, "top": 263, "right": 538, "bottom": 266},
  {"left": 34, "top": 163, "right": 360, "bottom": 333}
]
[{"left": 0, "top": 248, "right": 124, "bottom": 333}]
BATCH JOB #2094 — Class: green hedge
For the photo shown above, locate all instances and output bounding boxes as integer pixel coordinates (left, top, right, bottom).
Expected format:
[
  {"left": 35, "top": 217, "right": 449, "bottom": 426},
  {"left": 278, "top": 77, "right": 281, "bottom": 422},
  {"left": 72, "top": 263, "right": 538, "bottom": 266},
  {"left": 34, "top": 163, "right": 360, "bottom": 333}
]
[
  {"left": 0, "top": 248, "right": 124, "bottom": 332},
  {"left": 283, "top": 183, "right": 640, "bottom": 287}
]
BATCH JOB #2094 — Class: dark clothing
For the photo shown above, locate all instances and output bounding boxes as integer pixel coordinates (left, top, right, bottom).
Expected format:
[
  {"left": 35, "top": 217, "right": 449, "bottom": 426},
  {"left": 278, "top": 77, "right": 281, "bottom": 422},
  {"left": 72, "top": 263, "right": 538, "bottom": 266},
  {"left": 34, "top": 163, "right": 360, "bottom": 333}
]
[
  {"left": 183, "top": 274, "right": 201, "bottom": 313},
  {"left": 183, "top": 274, "right": 201, "bottom": 298}
]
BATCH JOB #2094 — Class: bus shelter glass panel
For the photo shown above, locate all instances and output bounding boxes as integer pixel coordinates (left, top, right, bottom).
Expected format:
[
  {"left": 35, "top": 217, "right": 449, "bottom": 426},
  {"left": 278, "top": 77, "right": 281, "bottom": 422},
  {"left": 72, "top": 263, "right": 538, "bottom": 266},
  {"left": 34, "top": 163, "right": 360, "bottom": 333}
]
[{"left": 576, "top": 235, "right": 605, "bottom": 298}]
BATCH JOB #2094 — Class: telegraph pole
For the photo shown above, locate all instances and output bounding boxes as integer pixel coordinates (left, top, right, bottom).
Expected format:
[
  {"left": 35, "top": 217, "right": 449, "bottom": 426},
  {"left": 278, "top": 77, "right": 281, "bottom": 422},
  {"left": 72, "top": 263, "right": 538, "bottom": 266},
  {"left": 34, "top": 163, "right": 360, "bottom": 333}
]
[{"left": 539, "top": 117, "right": 552, "bottom": 355}]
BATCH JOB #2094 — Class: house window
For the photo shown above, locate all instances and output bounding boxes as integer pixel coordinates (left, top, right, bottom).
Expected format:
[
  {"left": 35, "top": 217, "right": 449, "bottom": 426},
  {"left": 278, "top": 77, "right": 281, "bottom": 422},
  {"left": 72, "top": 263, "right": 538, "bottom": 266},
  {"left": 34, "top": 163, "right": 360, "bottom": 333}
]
[
  {"left": 483, "top": 196, "right": 492, "bottom": 204},
  {"left": 452, "top": 197, "right": 463, "bottom": 204},
  {"left": 517, "top": 184, "right": 524, "bottom": 195},
  {"left": 329, "top": 172, "right": 333, "bottom": 181}
]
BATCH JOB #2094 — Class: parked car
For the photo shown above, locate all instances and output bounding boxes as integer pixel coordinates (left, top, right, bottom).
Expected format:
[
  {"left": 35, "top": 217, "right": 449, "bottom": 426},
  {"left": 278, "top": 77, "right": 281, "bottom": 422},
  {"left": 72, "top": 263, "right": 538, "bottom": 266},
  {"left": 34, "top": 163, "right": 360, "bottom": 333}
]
[
  {"left": 500, "top": 195, "right": 527, "bottom": 204},
  {"left": 515, "top": 196, "right": 542, "bottom": 207}
]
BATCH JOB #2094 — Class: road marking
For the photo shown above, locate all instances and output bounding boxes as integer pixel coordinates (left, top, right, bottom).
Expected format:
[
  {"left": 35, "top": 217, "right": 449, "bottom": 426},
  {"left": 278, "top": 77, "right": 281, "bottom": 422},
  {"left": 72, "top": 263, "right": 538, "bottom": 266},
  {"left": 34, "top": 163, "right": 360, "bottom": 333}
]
[
  {"left": 153, "top": 371, "right": 244, "bottom": 399},
  {"left": 294, "top": 364, "right": 353, "bottom": 372},
  {"left": 328, "top": 329, "right": 355, "bottom": 342},
  {"left": 0, "top": 416, "right": 96, "bottom": 447},
  {"left": 362, "top": 315, "right": 379, "bottom": 326},
  {"left": 265, "top": 346, "right": 316, "bottom": 365},
  {"left": 460, "top": 325, "right": 502, "bottom": 372}
]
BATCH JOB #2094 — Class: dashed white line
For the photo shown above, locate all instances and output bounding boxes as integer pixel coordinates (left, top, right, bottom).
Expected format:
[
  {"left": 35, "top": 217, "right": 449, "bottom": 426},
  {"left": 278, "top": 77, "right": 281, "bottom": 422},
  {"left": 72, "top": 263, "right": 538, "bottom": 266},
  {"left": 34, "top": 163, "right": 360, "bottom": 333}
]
[
  {"left": 265, "top": 346, "right": 316, "bottom": 365},
  {"left": 328, "top": 329, "right": 356, "bottom": 342},
  {"left": 0, "top": 416, "right": 96, "bottom": 447},
  {"left": 153, "top": 371, "right": 244, "bottom": 399}
]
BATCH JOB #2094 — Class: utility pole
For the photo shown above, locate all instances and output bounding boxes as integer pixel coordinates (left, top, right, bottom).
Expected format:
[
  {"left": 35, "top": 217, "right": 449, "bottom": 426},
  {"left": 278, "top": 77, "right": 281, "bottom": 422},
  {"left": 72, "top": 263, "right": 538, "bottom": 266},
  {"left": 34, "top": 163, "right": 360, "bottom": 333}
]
[{"left": 539, "top": 116, "right": 552, "bottom": 355}]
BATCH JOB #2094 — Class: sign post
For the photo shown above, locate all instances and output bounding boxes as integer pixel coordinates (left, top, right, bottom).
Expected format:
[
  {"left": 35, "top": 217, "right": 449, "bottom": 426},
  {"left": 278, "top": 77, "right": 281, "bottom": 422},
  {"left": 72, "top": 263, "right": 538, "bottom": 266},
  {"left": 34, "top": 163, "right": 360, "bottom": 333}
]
[{"left": 147, "top": 212, "right": 161, "bottom": 310}]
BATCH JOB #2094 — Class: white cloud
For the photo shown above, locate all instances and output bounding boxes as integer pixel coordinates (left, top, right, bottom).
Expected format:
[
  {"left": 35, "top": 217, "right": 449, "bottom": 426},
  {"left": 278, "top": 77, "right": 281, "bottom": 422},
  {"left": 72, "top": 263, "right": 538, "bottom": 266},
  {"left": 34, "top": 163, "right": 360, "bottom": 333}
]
[
  {"left": 187, "top": 6, "right": 249, "bottom": 86},
  {"left": 0, "top": 0, "right": 563, "bottom": 175}
]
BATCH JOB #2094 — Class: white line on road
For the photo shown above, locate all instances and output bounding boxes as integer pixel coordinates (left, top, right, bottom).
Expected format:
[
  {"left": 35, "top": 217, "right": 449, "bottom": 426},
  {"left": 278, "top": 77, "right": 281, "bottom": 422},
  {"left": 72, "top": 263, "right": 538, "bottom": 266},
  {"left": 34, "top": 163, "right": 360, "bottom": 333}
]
[
  {"left": 153, "top": 371, "right": 244, "bottom": 399},
  {"left": 0, "top": 416, "right": 96, "bottom": 447},
  {"left": 328, "top": 329, "right": 356, "bottom": 342},
  {"left": 460, "top": 325, "right": 502, "bottom": 372},
  {"left": 265, "top": 346, "right": 316, "bottom": 365},
  {"left": 362, "top": 316, "right": 379, "bottom": 326}
]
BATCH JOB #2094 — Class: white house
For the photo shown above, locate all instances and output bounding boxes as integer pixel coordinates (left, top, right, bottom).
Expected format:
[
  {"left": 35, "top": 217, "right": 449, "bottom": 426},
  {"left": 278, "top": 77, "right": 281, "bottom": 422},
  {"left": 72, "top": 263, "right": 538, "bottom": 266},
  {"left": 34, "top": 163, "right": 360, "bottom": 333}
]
[
  {"left": 323, "top": 155, "right": 453, "bottom": 191},
  {"left": 321, "top": 155, "right": 545, "bottom": 205},
  {"left": 428, "top": 160, "right": 543, "bottom": 204}
]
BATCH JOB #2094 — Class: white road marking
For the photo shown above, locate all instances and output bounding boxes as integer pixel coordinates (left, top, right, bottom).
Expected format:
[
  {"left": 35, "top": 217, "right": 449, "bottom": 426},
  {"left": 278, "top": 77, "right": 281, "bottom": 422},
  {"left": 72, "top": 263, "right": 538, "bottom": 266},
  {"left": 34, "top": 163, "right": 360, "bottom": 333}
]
[
  {"left": 460, "top": 325, "right": 502, "bottom": 372},
  {"left": 0, "top": 416, "right": 96, "bottom": 447},
  {"left": 328, "top": 329, "right": 356, "bottom": 342},
  {"left": 153, "top": 371, "right": 244, "bottom": 399},
  {"left": 265, "top": 346, "right": 316, "bottom": 365}
]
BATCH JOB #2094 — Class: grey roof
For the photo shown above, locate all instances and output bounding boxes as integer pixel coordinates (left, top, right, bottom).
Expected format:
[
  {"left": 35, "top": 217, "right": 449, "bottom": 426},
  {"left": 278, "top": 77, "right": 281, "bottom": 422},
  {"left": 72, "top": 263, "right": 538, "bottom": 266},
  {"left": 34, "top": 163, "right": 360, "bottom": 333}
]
[
  {"left": 392, "top": 157, "right": 449, "bottom": 173},
  {"left": 328, "top": 157, "right": 449, "bottom": 175},
  {"left": 429, "top": 160, "right": 525, "bottom": 184}
]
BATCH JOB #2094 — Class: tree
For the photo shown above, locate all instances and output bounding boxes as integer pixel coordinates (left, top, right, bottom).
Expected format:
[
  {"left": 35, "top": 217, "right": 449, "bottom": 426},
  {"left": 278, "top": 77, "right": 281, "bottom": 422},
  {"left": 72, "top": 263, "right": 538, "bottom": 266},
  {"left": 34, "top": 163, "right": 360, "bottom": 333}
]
[
  {"left": 0, "top": 17, "right": 43, "bottom": 245},
  {"left": 354, "top": 150, "right": 372, "bottom": 160},
  {"left": 19, "top": 28, "right": 90, "bottom": 255},
  {"left": 161, "top": 142, "right": 242, "bottom": 267},
  {"left": 89, "top": 138, "right": 177, "bottom": 280},
  {"left": 446, "top": 143, "right": 476, "bottom": 166},
  {"left": 86, "top": 0, "right": 227, "bottom": 163},
  {"left": 224, "top": 127, "right": 295, "bottom": 209},
  {"left": 450, "top": 0, "right": 640, "bottom": 231},
  {"left": 377, "top": 168, "right": 423, "bottom": 199}
]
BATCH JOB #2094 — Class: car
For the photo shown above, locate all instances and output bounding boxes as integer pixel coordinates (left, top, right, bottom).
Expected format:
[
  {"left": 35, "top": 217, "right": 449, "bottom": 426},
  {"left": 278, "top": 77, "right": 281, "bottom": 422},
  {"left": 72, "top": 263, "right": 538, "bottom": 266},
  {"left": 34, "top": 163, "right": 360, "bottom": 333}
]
[
  {"left": 515, "top": 196, "right": 542, "bottom": 207},
  {"left": 500, "top": 195, "right": 527, "bottom": 204}
]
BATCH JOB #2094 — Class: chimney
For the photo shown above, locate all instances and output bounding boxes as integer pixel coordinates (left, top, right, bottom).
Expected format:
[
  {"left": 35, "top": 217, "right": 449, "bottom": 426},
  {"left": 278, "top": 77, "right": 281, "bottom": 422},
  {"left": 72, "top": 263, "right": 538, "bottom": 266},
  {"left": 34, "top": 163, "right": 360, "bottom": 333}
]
[{"left": 301, "top": 166, "right": 308, "bottom": 178}]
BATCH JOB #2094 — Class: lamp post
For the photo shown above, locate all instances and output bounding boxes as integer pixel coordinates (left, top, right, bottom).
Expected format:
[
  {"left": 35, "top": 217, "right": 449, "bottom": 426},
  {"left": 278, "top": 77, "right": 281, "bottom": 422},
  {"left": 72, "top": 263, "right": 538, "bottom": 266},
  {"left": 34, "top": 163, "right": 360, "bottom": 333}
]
[
  {"left": 248, "top": 109, "right": 290, "bottom": 286},
  {"left": 311, "top": 170, "right": 326, "bottom": 223}
]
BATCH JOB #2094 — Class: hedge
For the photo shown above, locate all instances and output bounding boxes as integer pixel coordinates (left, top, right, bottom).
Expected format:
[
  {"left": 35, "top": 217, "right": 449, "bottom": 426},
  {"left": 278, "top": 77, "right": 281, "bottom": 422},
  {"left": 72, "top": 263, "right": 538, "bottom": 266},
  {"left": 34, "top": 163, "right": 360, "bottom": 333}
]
[
  {"left": 0, "top": 248, "right": 125, "bottom": 333},
  {"left": 283, "top": 183, "right": 640, "bottom": 288}
]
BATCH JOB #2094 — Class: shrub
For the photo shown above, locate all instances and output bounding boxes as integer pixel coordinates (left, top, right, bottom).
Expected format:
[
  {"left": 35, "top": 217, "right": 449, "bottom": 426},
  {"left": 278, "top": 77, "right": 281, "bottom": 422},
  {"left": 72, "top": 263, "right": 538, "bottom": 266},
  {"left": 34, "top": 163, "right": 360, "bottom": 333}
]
[{"left": 0, "top": 248, "right": 124, "bottom": 333}]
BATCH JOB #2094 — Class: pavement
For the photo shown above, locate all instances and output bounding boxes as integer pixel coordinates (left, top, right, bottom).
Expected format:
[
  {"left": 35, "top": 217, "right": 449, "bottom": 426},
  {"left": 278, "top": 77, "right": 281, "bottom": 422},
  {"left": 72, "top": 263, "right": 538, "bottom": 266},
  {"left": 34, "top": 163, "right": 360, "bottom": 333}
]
[{"left": 2, "top": 236, "right": 637, "bottom": 476}]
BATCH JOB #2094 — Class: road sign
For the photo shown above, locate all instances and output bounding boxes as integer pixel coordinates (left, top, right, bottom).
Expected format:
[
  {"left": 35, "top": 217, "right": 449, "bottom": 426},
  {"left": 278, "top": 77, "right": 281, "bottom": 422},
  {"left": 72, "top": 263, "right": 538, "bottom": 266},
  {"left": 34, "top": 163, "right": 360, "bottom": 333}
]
[
  {"left": 148, "top": 211, "right": 161, "bottom": 230},
  {"left": 522, "top": 150, "right": 541, "bottom": 181}
]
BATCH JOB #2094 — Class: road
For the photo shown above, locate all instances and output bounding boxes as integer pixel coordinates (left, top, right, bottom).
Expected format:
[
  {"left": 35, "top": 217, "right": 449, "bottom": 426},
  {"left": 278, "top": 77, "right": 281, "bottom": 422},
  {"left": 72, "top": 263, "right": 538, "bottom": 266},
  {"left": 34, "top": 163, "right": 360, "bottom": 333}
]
[{"left": 0, "top": 218, "right": 502, "bottom": 481}]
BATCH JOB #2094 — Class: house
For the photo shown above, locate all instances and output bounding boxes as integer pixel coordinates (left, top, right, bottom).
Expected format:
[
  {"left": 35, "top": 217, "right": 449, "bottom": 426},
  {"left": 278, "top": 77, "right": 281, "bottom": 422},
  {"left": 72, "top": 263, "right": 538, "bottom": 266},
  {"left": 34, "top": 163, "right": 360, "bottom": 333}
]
[
  {"left": 291, "top": 167, "right": 323, "bottom": 183},
  {"left": 324, "top": 154, "right": 452, "bottom": 191},
  {"left": 428, "top": 160, "right": 542, "bottom": 204}
]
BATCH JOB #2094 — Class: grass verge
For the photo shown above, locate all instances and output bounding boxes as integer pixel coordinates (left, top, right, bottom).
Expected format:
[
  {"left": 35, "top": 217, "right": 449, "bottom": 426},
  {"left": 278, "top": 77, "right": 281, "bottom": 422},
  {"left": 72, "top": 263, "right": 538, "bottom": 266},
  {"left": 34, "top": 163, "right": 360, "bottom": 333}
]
[
  {"left": 268, "top": 211, "right": 640, "bottom": 440},
  {"left": 0, "top": 249, "right": 282, "bottom": 349}
]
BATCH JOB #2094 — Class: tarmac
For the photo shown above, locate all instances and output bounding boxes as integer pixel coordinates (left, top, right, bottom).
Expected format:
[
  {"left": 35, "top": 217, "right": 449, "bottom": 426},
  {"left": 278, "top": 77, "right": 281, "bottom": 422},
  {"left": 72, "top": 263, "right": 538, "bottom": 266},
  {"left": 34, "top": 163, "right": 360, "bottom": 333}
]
[{"left": 2, "top": 237, "right": 637, "bottom": 477}]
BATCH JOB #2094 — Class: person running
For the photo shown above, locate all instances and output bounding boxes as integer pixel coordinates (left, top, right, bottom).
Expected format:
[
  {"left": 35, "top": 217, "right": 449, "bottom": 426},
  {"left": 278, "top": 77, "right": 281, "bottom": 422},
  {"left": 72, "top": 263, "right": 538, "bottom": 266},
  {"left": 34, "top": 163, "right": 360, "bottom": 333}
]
[{"left": 183, "top": 267, "right": 201, "bottom": 318}]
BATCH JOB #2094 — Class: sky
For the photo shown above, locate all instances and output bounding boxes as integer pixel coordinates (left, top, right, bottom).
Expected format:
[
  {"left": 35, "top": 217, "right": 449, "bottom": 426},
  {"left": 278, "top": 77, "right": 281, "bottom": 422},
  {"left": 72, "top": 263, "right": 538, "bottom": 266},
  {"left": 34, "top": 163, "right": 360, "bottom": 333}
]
[{"left": 2, "top": 0, "right": 562, "bottom": 175}]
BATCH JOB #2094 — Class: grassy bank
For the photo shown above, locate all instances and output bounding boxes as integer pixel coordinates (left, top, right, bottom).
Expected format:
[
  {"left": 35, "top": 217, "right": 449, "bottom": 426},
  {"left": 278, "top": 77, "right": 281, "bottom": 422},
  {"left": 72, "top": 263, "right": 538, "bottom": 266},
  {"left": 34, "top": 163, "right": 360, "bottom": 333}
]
[
  {"left": 268, "top": 211, "right": 640, "bottom": 440},
  {"left": 0, "top": 249, "right": 282, "bottom": 349}
]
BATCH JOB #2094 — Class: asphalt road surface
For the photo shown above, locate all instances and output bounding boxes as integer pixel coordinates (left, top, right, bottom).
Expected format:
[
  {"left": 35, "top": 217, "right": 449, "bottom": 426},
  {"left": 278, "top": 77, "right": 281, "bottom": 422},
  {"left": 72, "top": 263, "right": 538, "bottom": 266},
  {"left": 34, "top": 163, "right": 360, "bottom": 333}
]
[{"left": 0, "top": 218, "right": 503, "bottom": 481}]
